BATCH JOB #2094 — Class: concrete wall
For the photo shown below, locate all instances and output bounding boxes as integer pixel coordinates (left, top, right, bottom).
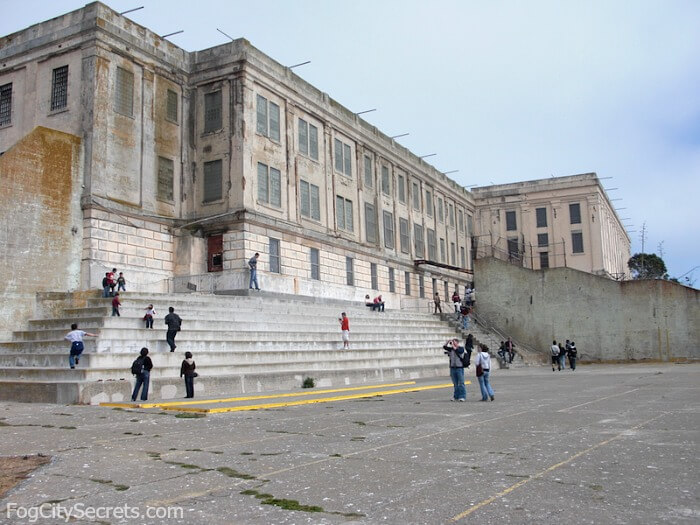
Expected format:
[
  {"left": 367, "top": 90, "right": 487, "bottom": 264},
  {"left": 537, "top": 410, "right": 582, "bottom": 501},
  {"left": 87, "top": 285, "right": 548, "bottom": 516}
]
[
  {"left": 475, "top": 257, "right": 699, "bottom": 361},
  {"left": 0, "top": 127, "right": 83, "bottom": 338}
]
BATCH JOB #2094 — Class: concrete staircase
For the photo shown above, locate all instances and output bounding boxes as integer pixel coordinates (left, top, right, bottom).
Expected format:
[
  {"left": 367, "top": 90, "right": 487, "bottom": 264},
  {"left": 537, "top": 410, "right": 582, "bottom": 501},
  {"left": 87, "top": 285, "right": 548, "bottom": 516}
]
[{"left": 0, "top": 291, "right": 466, "bottom": 404}]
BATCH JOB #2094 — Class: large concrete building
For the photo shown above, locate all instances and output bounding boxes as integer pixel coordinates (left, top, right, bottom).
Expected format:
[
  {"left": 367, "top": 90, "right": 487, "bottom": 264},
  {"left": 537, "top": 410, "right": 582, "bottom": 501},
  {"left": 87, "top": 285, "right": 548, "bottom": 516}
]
[{"left": 0, "top": 2, "right": 629, "bottom": 338}]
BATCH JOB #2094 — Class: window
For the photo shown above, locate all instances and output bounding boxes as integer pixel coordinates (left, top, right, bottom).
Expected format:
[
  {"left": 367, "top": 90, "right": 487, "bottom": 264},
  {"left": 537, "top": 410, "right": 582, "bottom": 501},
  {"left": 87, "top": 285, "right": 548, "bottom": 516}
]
[
  {"left": 569, "top": 203, "right": 581, "bottom": 224},
  {"left": 432, "top": 278, "right": 437, "bottom": 296},
  {"left": 389, "top": 268, "right": 395, "bottom": 293},
  {"left": 467, "top": 215, "right": 473, "bottom": 236},
  {"left": 370, "top": 263, "right": 378, "bottom": 290},
  {"left": 536, "top": 207, "right": 547, "bottom": 228},
  {"left": 425, "top": 190, "right": 433, "bottom": 217},
  {"left": 157, "top": 157, "right": 174, "bottom": 202},
  {"left": 427, "top": 228, "right": 437, "bottom": 260},
  {"left": 381, "top": 165, "right": 391, "bottom": 195},
  {"left": 299, "top": 180, "right": 320, "bottom": 220},
  {"left": 507, "top": 238, "right": 519, "bottom": 260},
  {"left": 440, "top": 238, "right": 446, "bottom": 262},
  {"left": 450, "top": 242, "right": 456, "bottom": 265},
  {"left": 346, "top": 257, "right": 354, "bottom": 286},
  {"left": 257, "top": 162, "right": 281, "bottom": 207},
  {"left": 458, "top": 210, "right": 464, "bottom": 232},
  {"left": 298, "top": 118, "right": 318, "bottom": 160},
  {"left": 203, "top": 159, "right": 222, "bottom": 203},
  {"left": 166, "top": 89, "right": 178, "bottom": 122},
  {"left": 269, "top": 238, "right": 280, "bottom": 273},
  {"left": 114, "top": 67, "right": 134, "bottom": 117},
  {"left": 539, "top": 251, "right": 549, "bottom": 269},
  {"left": 448, "top": 204, "right": 455, "bottom": 227},
  {"left": 256, "top": 94, "right": 280, "bottom": 141},
  {"left": 50, "top": 65, "right": 68, "bottom": 111},
  {"left": 419, "top": 275, "right": 425, "bottom": 298},
  {"left": 364, "top": 203, "right": 377, "bottom": 243},
  {"left": 506, "top": 210, "right": 517, "bottom": 231},
  {"left": 310, "top": 248, "right": 320, "bottom": 280},
  {"left": 204, "top": 90, "right": 222, "bottom": 132},
  {"left": 0, "top": 83, "right": 11, "bottom": 126},
  {"left": 405, "top": 271, "right": 411, "bottom": 296},
  {"left": 437, "top": 198, "right": 444, "bottom": 222},
  {"left": 537, "top": 233, "right": 549, "bottom": 247},
  {"left": 398, "top": 175, "right": 406, "bottom": 203},
  {"left": 572, "top": 231, "right": 584, "bottom": 253},
  {"left": 336, "top": 196, "right": 353, "bottom": 232},
  {"left": 444, "top": 281, "right": 449, "bottom": 301},
  {"left": 460, "top": 246, "right": 466, "bottom": 268},
  {"left": 399, "top": 218, "right": 409, "bottom": 254},
  {"left": 334, "top": 139, "right": 352, "bottom": 177},
  {"left": 414, "top": 224, "right": 425, "bottom": 258},
  {"left": 412, "top": 182, "right": 421, "bottom": 210},
  {"left": 364, "top": 155, "right": 373, "bottom": 188},
  {"left": 383, "top": 211, "right": 394, "bottom": 249}
]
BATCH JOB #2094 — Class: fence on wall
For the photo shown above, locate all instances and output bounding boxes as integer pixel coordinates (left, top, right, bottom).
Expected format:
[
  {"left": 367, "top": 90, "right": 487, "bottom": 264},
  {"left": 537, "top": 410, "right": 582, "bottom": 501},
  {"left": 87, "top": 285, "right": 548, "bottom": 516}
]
[{"left": 471, "top": 234, "right": 569, "bottom": 271}]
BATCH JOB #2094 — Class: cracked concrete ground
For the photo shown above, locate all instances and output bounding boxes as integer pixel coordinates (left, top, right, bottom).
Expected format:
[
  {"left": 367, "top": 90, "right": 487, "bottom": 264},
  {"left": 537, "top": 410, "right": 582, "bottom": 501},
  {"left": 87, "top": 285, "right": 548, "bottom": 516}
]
[{"left": 0, "top": 363, "right": 698, "bottom": 524}]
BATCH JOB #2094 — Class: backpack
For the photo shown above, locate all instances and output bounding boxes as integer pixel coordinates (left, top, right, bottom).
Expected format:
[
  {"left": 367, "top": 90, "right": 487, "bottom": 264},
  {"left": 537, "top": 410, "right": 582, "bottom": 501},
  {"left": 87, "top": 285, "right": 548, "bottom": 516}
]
[
  {"left": 459, "top": 348, "right": 472, "bottom": 368},
  {"left": 131, "top": 356, "right": 145, "bottom": 376}
]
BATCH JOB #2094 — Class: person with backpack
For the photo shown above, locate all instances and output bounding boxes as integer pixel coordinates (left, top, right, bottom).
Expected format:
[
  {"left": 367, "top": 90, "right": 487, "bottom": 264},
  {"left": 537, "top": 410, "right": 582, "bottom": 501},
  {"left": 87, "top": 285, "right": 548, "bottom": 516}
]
[
  {"left": 180, "top": 351, "right": 197, "bottom": 398},
  {"left": 164, "top": 306, "right": 182, "bottom": 352},
  {"left": 551, "top": 340, "right": 561, "bottom": 371},
  {"left": 568, "top": 341, "right": 578, "bottom": 370},
  {"left": 131, "top": 347, "right": 153, "bottom": 402},
  {"left": 475, "top": 343, "right": 495, "bottom": 401},
  {"left": 443, "top": 338, "right": 468, "bottom": 401},
  {"left": 65, "top": 323, "right": 97, "bottom": 369}
]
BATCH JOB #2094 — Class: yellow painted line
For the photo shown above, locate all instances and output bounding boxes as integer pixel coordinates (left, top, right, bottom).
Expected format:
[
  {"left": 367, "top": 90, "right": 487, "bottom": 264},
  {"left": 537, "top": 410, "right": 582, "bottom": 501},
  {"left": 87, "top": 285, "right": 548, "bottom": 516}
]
[
  {"left": 161, "top": 382, "right": 463, "bottom": 413},
  {"left": 99, "top": 381, "right": 419, "bottom": 409},
  {"left": 448, "top": 414, "right": 663, "bottom": 522}
]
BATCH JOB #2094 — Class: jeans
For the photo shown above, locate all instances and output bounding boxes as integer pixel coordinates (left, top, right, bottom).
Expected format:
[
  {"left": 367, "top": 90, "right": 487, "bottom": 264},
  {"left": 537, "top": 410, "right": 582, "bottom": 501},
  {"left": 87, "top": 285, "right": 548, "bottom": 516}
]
[
  {"left": 184, "top": 375, "right": 194, "bottom": 398},
  {"left": 103, "top": 285, "right": 110, "bottom": 298},
  {"left": 117, "top": 283, "right": 126, "bottom": 291},
  {"left": 449, "top": 367, "right": 466, "bottom": 400},
  {"left": 569, "top": 357, "right": 576, "bottom": 370},
  {"left": 249, "top": 268, "right": 259, "bottom": 290},
  {"left": 166, "top": 330, "right": 178, "bottom": 351},
  {"left": 559, "top": 353, "right": 566, "bottom": 369},
  {"left": 144, "top": 315, "right": 153, "bottom": 329},
  {"left": 111, "top": 306, "right": 120, "bottom": 317},
  {"left": 478, "top": 370, "right": 495, "bottom": 400},
  {"left": 68, "top": 342, "right": 84, "bottom": 368},
  {"left": 462, "top": 315, "right": 469, "bottom": 330},
  {"left": 132, "top": 371, "right": 150, "bottom": 401}
]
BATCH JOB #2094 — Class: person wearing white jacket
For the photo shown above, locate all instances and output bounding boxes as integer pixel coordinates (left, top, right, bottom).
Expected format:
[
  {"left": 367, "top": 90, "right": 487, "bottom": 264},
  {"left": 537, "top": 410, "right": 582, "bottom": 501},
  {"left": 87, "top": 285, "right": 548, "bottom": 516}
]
[{"left": 475, "top": 344, "right": 495, "bottom": 402}]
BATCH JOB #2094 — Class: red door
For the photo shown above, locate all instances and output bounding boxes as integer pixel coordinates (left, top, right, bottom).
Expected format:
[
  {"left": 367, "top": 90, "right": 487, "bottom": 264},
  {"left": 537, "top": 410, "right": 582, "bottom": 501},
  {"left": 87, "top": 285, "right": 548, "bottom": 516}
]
[{"left": 207, "top": 234, "right": 223, "bottom": 272}]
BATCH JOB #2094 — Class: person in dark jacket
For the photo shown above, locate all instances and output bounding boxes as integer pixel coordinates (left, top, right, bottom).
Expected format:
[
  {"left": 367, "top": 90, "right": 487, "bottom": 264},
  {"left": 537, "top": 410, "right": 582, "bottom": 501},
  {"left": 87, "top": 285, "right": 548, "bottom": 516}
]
[
  {"left": 164, "top": 307, "right": 182, "bottom": 352},
  {"left": 568, "top": 342, "right": 578, "bottom": 370},
  {"left": 131, "top": 347, "right": 154, "bottom": 402},
  {"left": 180, "top": 351, "right": 197, "bottom": 398}
]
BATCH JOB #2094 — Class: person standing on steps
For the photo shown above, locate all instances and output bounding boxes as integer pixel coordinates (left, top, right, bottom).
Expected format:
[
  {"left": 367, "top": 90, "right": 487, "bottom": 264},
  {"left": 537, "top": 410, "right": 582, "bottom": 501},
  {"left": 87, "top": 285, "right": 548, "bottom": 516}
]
[
  {"left": 339, "top": 312, "right": 350, "bottom": 349},
  {"left": 101, "top": 273, "right": 111, "bottom": 298},
  {"left": 111, "top": 293, "right": 121, "bottom": 317},
  {"left": 131, "top": 347, "right": 153, "bottom": 402},
  {"left": 107, "top": 268, "right": 117, "bottom": 297},
  {"left": 116, "top": 272, "right": 126, "bottom": 292},
  {"left": 180, "top": 351, "right": 197, "bottom": 398},
  {"left": 143, "top": 304, "right": 156, "bottom": 329},
  {"left": 443, "top": 338, "right": 468, "bottom": 401},
  {"left": 248, "top": 252, "right": 260, "bottom": 290},
  {"left": 475, "top": 343, "right": 495, "bottom": 401},
  {"left": 164, "top": 307, "right": 182, "bottom": 352},
  {"left": 65, "top": 323, "right": 97, "bottom": 369},
  {"left": 433, "top": 292, "right": 442, "bottom": 314},
  {"left": 550, "top": 340, "right": 560, "bottom": 371}
]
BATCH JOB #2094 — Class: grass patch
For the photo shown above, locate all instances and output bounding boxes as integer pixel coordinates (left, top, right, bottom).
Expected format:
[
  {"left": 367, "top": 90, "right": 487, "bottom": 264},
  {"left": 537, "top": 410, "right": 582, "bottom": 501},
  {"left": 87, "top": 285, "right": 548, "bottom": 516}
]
[
  {"left": 130, "top": 419, "right": 140, "bottom": 422},
  {"left": 241, "top": 489, "right": 322, "bottom": 513},
  {"left": 260, "top": 452, "right": 282, "bottom": 456},
  {"left": 123, "top": 431, "right": 143, "bottom": 436},
  {"left": 240, "top": 452, "right": 254, "bottom": 456},
  {"left": 589, "top": 484, "right": 603, "bottom": 491},
  {"left": 174, "top": 412, "right": 206, "bottom": 419},
  {"left": 59, "top": 426, "right": 77, "bottom": 430},
  {"left": 114, "top": 484, "right": 129, "bottom": 491},
  {"left": 505, "top": 474, "right": 529, "bottom": 478},
  {"left": 329, "top": 454, "right": 342, "bottom": 458},
  {"left": 53, "top": 413, "right": 72, "bottom": 417},
  {"left": 350, "top": 437, "right": 365, "bottom": 442},
  {"left": 146, "top": 452, "right": 161, "bottom": 460},
  {"left": 216, "top": 467, "right": 256, "bottom": 480},
  {"left": 353, "top": 421, "right": 366, "bottom": 426},
  {"left": 302, "top": 377, "right": 315, "bottom": 388},
  {"left": 186, "top": 448, "right": 203, "bottom": 452},
  {"left": 210, "top": 451, "right": 224, "bottom": 455}
]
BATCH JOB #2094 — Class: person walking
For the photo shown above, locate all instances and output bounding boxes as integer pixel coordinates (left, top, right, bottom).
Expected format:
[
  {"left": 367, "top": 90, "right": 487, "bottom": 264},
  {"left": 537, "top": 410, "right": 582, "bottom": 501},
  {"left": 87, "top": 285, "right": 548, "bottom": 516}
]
[
  {"left": 443, "top": 338, "right": 468, "bottom": 401},
  {"left": 131, "top": 347, "right": 153, "bottom": 402},
  {"left": 64, "top": 323, "right": 97, "bottom": 369},
  {"left": 248, "top": 252, "right": 260, "bottom": 290},
  {"left": 433, "top": 292, "right": 442, "bottom": 314},
  {"left": 180, "top": 351, "right": 197, "bottom": 398},
  {"left": 111, "top": 293, "right": 121, "bottom": 317},
  {"left": 475, "top": 343, "right": 495, "bottom": 401},
  {"left": 465, "top": 333, "right": 475, "bottom": 359},
  {"left": 551, "top": 340, "right": 560, "bottom": 371},
  {"left": 558, "top": 343, "right": 567, "bottom": 370},
  {"left": 143, "top": 304, "right": 156, "bottom": 329},
  {"left": 568, "top": 341, "right": 578, "bottom": 370},
  {"left": 339, "top": 312, "right": 350, "bottom": 349},
  {"left": 451, "top": 290, "right": 461, "bottom": 316},
  {"left": 460, "top": 303, "right": 470, "bottom": 330},
  {"left": 164, "top": 307, "right": 182, "bottom": 352},
  {"left": 505, "top": 337, "right": 516, "bottom": 364}
]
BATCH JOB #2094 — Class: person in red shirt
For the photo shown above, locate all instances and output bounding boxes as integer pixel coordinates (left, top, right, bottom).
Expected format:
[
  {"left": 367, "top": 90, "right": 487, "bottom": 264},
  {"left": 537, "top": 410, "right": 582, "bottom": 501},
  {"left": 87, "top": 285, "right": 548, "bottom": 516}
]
[
  {"left": 107, "top": 268, "right": 117, "bottom": 296},
  {"left": 111, "top": 293, "right": 121, "bottom": 317},
  {"left": 338, "top": 312, "right": 350, "bottom": 349},
  {"left": 373, "top": 295, "right": 385, "bottom": 312}
]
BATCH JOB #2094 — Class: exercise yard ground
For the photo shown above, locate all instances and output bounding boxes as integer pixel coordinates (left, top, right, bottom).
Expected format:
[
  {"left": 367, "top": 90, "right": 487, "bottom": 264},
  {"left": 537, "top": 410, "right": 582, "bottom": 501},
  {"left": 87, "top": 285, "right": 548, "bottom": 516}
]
[{"left": 0, "top": 363, "right": 698, "bottom": 524}]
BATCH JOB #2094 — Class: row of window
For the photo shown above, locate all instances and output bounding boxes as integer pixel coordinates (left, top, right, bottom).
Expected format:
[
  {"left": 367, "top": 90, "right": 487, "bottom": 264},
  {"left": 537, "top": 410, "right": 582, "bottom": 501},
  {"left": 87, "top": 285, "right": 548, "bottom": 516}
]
[
  {"left": 0, "top": 65, "right": 73, "bottom": 126},
  {"left": 506, "top": 203, "right": 582, "bottom": 231},
  {"left": 508, "top": 231, "right": 585, "bottom": 257}
]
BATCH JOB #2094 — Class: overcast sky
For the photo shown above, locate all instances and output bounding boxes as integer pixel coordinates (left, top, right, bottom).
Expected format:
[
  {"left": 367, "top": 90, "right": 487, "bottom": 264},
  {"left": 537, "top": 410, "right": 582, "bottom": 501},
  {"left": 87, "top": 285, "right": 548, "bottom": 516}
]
[{"left": 3, "top": 0, "right": 699, "bottom": 283}]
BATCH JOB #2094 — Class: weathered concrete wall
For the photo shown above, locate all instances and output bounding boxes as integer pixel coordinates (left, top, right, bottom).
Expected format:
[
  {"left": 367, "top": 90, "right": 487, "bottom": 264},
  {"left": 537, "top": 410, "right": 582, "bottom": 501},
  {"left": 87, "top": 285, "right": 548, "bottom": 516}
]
[
  {"left": 475, "top": 257, "right": 699, "bottom": 361},
  {"left": 0, "top": 127, "right": 83, "bottom": 338}
]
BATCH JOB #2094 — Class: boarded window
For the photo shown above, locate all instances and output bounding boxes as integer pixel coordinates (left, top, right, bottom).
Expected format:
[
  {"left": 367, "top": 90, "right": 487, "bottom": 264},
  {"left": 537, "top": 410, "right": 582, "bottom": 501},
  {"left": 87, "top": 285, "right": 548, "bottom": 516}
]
[
  {"left": 309, "top": 124, "right": 318, "bottom": 159},
  {"left": 389, "top": 268, "right": 395, "bottom": 293},
  {"left": 399, "top": 218, "right": 409, "bottom": 254},
  {"left": 506, "top": 210, "right": 517, "bottom": 231},
  {"left": 269, "top": 102, "right": 280, "bottom": 141},
  {"left": 166, "top": 89, "right": 178, "bottom": 122},
  {"left": 440, "top": 238, "right": 446, "bottom": 262},
  {"left": 405, "top": 271, "right": 411, "bottom": 296},
  {"left": 346, "top": 257, "right": 354, "bottom": 286},
  {"left": 114, "top": 67, "right": 134, "bottom": 117},
  {"left": 398, "top": 175, "right": 405, "bottom": 203},
  {"left": 383, "top": 211, "right": 394, "bottom": 249},
  {"left": 414, "top": 224, "right": 424, "bottom": 258},
  {"left": 310, "top": 184, "right": 320, "bottom": 220},
  {"left": 298, "top": 118, "right": 308, "bottom": 155},
  {"left": 310, "top": 248, "right": 320, "bottom": 280},
  {"left": 269, "top": 238, "right": 280, "bottom": 273},
  {"left": 157, "top": 156, "right": 174, "bottom": 202},
  {"left": 256, "top": 94, "right": 268, "bottom": 135},
  {"left": 204, "top": 90, "right": 222, "bottom": 132},
  {"left": 427, "top": 228, "right": 436, "bottom": 260},
  {"left": 412, "top": 182, "right": 420, "bottom": 210},
  {"left": 51, "top": 65, "right": 68, "bottom": 111},
  {"left": 381, "top": 165, "right": 391, "bottom": 195},
  {"left": 365, "top": 203, "right": 377, "bottom": 243},
  {"left": 425, "top": 190, "right": 432, "bottom": 217},
  {"left": 203, "top": 159, "right": 222, "bottom": 203},
  {"left": 364, "top": 155, "right": 373, "bottom": 188},
  {"left": 370, "top": 263, "right": 378, "bottom": 290},
  {"left": 536, "top": 207, "right": 547, "bottom": 228},
  {"left": 569, "top": 203, "right": 582, "bottom": 224},
  {"left": 419, "top": 274, "right": 425, "bottom": 298},
  {"left": 540, "top": 251, "right": 549, "bottom": 269},
  {"left": 0, "top": 83, "right": 12, "bottom": 126}
]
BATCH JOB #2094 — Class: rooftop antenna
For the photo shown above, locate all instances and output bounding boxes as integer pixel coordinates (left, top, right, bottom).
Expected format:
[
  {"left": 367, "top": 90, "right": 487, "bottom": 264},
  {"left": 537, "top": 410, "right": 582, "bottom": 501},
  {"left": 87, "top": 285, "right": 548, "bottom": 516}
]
[
  {"left": 443, "top": 170, "right": 459, "bottom": 175},
  {"left": 288, "top": 61, "right": 311, "bottom": 69},
  {"left": 161, "top": 30, "right": 184, "bottom": 39},
  {"left": 390, "top": 133, "right": 409, "bottom": 139},
  {"left": 355, "top": 109, "right": 377, "bottom": 116},
  {"left": 119, "top": 6, "right": 144, "bottom": 15},
  {"left": 217, "top": 28, "right": 235, "bottom": 42},
  {"left": 419, "top": 153, "right": 436, "bottom": 159}
]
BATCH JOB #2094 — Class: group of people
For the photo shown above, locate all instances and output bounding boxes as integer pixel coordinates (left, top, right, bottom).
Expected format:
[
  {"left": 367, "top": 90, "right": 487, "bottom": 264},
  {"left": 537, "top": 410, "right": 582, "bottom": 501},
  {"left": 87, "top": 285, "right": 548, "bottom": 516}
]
[
  {"left": 101, "top": 268, "right": 126, "bottom": 297},
  {"left": 443, "top": 334, "right": 495, "bottom": 402},
  {"left": 497, "top": 338, "right": 517, "bottom": 364},
  {"left": 550, "top": 340, "right": 578, "bottom": 371},
  {"left": 364, "top": 295, "right": 385, "bottom": 312},
  {"left": 128, "top": 347, "right": 197, "bottom": 402}
]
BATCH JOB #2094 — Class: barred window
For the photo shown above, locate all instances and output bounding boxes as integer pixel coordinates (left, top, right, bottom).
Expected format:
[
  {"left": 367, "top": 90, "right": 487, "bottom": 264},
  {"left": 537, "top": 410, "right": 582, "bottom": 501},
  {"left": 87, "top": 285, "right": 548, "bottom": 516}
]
[
  {"left": 334, "top": 139, "right": 352, "bottom": 177},
  {"left": 437, "top": 197, "right": 444, "bottom": 222},
  {"left": 440, "top": 238, "right": 446, "bottom": 262},
  {"left": 572, "top": 231, "right": 584, "bottom": 253},
  {"left": 257, "top": 94, "right": 280, "bottom": 141},
  {"left": 506, "top": 210, "right": 517, "bottom": 231},
  {"left": 298, "top": 118, "right": 318, "bottom": 160},
  {"left": 427, "top": 228, "right": 436, "bottom": 260},
  {"left": 569, "top": 203, "right": 582, "bottom": 225},
  {"left": 460, "top": 246, "right": 466, "bottom": 268},
  {"left": 458, "top": 210, "right": 464, "bottom": 232},
  {"left": 50, "top": 66, "right": 68, "bottom": 111},
  {"left": 157, "top": 156, "right": 174, "bottom": 202},
  {"left": 204, "top": 90, "right": 222, "bottom": 132},
  {"left": 389, "top": 268, "right": 395, "bottom": 293},
  {"left": 114, "top": 67, "right": 134, "bottom": 117},
  {"left": 364, "top": 155, "right": 373, "bottom": 188},
  {"left": 404, "top": 271, "right": 411, "bottom": 296},
  {"left": 370, "top": 263, "right": 378, "bottom": 290},
  {"left": 310, "top": 248, "right": 320, "bottom": 280},
  {"left": 383, "top": 211, "right": 394, "bottom": 249},
  {"left": 419, "top": 274, "right": 425, "bottom": 298},
  {"left": 258, "top": 162, "right": 281, "bottom": 207},
  {"left": 412, "top": 182, "right": 421, "bottom": 210},
  {"left": 425, "top": 189, "right": 433, "bottom": 217},
  {"left": 269, "top": 238, "right": 280, "bottom": 273},
  {"left": 381, "top": 165, "right": 391, "bottom": 195},
  {"left": 203, "top": 159, "right": 222, "bottom": 203},
  {"left": 540, "top": 251, "right": 550, "bottom": 269},
  {"left": 166, "top": 89, "right": 178, "bottom": 123},
  {"left": 536, "top": 207, "right": 547, "bottom": 228},
  {"left": 299, "top": 180, "right": 320, "bottom": 220},
  {"left": 398, "top": 175, "right": 406, "bottom": 203},
  {"left": 364, "top": 203, "right": 377, "bottom": 243},
  {"left": 0, "top": 83, "right": 11, "bottom": 126},
  {"left": 538, "top": 233, "right": 549, "bottom": 247},
  {"left": 336, "top": 196, "right": 353, "bottom": 232},
  {"left": 346, "top": 257, "right": 354, "bottom": 286},
  {"left": 450, "top": 242, "right": 456, "bottom": 265},
  {"left": 399, "top": 218, "right": 409, "bottom": 254},
  {"left": 414, "top": 224, "right": 425, "bottom": 258}
]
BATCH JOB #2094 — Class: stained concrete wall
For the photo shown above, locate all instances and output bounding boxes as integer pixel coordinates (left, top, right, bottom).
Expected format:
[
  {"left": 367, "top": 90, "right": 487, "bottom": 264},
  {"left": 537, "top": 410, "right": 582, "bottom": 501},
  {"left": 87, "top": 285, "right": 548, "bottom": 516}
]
[
  {"left": 475, "top": 257, "right": 699, "bottom": 361},
  {"left": 0, "top": 127, "right": 83, "bottom": 338}
]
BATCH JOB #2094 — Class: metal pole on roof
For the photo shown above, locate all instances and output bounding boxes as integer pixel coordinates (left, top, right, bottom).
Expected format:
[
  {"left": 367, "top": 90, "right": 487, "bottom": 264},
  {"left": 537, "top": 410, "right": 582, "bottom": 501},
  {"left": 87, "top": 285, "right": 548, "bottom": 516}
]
[
  {"left": 119, "top": 6, "right": 144, "bottom": 15},
  {"left": 217, "top": 28, "right": 235, "bottom": 41},
  {"left": 288, "top": 61, "right": 311, "bottom": 69}
]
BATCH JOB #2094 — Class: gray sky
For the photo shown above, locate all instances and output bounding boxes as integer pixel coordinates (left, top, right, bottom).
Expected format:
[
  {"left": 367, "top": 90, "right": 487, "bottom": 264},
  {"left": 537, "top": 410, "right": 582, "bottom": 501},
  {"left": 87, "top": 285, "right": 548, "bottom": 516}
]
[{"left": 3, "top": 0, "right": 699, "bottom": 283}]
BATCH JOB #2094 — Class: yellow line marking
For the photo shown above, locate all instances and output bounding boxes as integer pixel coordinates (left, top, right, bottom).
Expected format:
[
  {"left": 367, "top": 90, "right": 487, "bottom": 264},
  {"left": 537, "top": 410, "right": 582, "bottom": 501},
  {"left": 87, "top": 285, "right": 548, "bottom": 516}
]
[
  {"left": 557, "top": 388, "right": 640, "bottom": 412},
  {"left": 448, "top": 414, "right": 663, "bottom": 522},
  {"left": 161, "top": 383, "right": 462, "bottom": 413},
  {"left": 99, "top": 381, "right": 418, "bottom": 408}
]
